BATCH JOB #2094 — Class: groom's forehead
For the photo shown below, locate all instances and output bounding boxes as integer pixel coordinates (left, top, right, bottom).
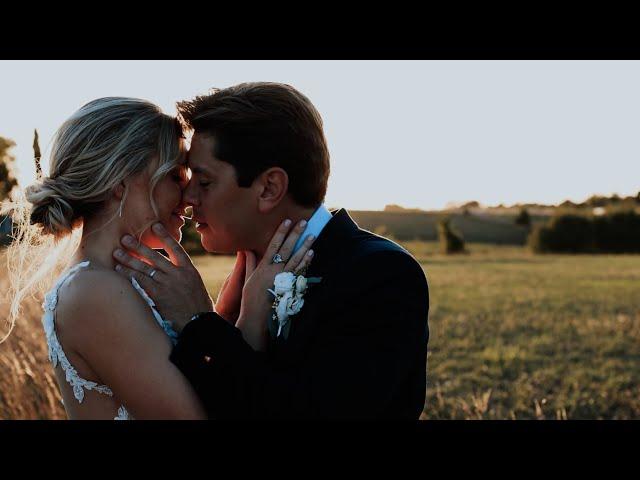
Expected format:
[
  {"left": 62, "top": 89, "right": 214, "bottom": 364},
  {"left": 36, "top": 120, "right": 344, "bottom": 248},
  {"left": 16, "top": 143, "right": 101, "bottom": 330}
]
[{"left": 187, "top": 133, "right": 216, "bottom": 168}]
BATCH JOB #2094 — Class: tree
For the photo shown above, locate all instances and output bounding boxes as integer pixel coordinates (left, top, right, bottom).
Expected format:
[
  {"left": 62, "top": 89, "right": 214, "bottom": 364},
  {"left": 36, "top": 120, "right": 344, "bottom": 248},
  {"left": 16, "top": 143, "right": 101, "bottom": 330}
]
[
  {"left": 0, "top": 136, "right": 18, "bottom": 202},
  {"left": 515, "top": 208, "right": 531, "bottom": 228},
  {"left": 437, "top": 217, "right": 465, "bottom": 254}
]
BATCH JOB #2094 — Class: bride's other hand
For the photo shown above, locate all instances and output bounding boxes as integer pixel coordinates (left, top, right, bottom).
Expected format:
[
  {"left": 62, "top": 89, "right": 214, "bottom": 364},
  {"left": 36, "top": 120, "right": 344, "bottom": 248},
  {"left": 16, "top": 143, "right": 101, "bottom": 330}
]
[
  {"left": 236, "top": 218, "right": 316, "bottom": 351},
  {"left": 113, "top": 222, "right": 213, "bottom": 332}
]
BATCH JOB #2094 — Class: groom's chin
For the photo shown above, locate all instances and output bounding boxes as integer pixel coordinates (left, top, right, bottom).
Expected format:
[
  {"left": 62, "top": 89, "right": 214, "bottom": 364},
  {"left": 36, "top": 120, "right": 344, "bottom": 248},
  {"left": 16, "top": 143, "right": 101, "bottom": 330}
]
[{"left": 200, "top": 236, "right": 234, "bottom": 255}]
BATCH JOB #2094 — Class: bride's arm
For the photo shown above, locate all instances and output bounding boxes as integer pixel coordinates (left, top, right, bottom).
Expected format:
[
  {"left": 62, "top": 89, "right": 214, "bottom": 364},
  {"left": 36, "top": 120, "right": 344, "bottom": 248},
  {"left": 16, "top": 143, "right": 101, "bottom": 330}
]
[{"left": 60, "top": 270, "right": 207, "bottom": 420}]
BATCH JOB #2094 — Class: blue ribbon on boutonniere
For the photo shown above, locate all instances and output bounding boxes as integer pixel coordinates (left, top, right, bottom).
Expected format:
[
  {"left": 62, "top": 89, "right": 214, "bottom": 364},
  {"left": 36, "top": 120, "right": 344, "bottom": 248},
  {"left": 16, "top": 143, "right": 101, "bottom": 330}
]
[{"left": 267, "top": 272, "right": 322, "bottom": 340}]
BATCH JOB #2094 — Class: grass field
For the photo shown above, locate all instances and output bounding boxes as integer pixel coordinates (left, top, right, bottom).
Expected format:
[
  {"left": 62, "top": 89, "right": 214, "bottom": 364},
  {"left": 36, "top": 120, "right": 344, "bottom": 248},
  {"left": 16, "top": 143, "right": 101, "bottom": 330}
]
[
  {"left": 1, "top": 243, "right": 639, "bottom": 419},
  {"left": 348, "top": 210, "right": 543, "bottom": 244}
]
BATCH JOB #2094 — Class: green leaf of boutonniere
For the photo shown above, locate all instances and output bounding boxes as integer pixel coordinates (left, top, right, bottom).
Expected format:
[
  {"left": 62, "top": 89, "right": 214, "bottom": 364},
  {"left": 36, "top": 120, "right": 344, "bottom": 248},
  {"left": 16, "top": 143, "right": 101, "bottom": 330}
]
[
  {"left": 267, "top": 313, "right": 279, "bottom": 339},
  {"left": 281, "top": 319, "right": 293, "bottom": 340}
]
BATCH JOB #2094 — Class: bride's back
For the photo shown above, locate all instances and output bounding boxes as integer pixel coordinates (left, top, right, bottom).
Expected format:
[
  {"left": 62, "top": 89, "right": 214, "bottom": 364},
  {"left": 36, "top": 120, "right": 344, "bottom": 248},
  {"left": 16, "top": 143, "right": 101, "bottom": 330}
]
[{"left": 49, "top": 264, "right": 156, "bottom": 419}]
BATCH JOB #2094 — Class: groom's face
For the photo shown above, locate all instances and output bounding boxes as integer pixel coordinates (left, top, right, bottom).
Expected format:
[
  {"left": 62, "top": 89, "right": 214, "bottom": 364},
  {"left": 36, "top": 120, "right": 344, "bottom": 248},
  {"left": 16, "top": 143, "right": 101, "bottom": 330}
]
[{"left": 183, "top": 133, "right": 259, "bottom": 253}]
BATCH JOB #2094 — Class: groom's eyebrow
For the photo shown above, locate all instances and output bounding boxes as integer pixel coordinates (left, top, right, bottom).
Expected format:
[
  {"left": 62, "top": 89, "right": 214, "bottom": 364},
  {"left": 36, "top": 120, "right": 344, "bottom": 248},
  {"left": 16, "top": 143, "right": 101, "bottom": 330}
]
[{"left": 189, "top": 166, "right": 212, "bottom": 176}]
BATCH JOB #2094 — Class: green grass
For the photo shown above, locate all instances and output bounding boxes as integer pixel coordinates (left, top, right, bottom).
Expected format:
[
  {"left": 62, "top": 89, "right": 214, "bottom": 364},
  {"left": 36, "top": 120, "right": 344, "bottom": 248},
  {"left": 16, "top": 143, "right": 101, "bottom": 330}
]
[
  {"left": 2, "top": 242, "right": 637, "bottom": 419},
  {"left": 194, "top": 242, "right": 640, "bottom": 419}
]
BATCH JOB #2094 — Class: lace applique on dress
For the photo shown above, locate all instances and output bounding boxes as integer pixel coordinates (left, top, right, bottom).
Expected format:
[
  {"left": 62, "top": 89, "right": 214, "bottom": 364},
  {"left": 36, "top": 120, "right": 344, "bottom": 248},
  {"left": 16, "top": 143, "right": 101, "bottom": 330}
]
[
  {"left": 42, "top": 262, "right": 115, "bottom": 404},
  {"left": 42, "top": 261, "right": 178, "bottom": 420}
]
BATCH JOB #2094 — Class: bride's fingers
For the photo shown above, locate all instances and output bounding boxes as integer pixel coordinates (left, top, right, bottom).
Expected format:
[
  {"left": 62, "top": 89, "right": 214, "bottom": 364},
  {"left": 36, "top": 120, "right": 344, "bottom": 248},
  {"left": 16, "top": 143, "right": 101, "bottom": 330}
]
[
  {"left": 244, "top": 250, "right": 257, "bottom": 284},
  {"left": 284, "top": 233, "right": 316, "bottom": 271},
  {"left": 293, "top": 249, "right": 314, "bottom": 275},
  {"left": 262, "top": 219, "right": 293, "bottom": 265},
  {"left": 228, "top": 251, "right": 246, "bottom": 286},
  {"left": 114, "top": 264, "right": 161, "bottom": 296},
  {"left": 113, "top": 247, "right": 163, "bottom": 279},
  {"left": 277, "top": 219, "right": 309, "bottom": 263},
  {"left": 120, "top": 235, "right": 173, "bottom": 273}
]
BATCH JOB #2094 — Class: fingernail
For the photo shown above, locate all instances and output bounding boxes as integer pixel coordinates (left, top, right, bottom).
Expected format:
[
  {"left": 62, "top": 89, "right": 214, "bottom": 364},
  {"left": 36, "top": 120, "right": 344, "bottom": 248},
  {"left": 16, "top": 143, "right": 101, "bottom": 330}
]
[
  {"left": 284, "top": 219, "right": 292, "bottom": 227},
  {"left": 153, "top": 223, "right": 165, "bottom": 234},
  {"left": 122, "top": 235, "right": 134, "bottom": 246},
  {"left": 114, "top": 249, "right": 124, "bottom": 257},
  {"left": 306, "top": 234, "right": 315, "bottom": 242},
  {"left": 307, "top": 250, "right": 314, "bottom": 257},
  {"left": 299, "top": 220, "right": 307, "bottom": 228},
  {"left": 115, "top": 265, "right": 122, "bottom": 272}
]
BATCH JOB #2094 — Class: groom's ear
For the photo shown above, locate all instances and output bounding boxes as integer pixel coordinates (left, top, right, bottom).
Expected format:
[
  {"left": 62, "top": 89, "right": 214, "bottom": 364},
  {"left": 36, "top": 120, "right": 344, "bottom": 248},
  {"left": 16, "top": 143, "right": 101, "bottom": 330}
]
[{"left": 256, "top": 167, "right": 289, "bottom": 213}]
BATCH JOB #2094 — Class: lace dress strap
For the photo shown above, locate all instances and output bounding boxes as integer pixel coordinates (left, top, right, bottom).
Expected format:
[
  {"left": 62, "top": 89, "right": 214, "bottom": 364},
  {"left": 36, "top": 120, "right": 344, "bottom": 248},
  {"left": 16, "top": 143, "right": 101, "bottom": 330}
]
[{"left": 131, "top": 277, "right": 179, "bottom": 345}]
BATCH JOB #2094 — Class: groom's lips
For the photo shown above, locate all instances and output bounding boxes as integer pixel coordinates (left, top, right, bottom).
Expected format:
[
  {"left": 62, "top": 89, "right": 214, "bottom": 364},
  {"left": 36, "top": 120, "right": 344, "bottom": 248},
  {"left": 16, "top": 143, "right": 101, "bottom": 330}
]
[{"left": 171, "top": 210, "right": 186, "bottom": 225}]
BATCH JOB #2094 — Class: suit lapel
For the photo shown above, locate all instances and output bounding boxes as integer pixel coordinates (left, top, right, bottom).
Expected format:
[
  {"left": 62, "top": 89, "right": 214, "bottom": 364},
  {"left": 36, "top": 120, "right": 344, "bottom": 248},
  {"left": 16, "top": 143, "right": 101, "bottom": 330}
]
[{"left": 271, "top": 208, "right": 360, "bottom": 363}]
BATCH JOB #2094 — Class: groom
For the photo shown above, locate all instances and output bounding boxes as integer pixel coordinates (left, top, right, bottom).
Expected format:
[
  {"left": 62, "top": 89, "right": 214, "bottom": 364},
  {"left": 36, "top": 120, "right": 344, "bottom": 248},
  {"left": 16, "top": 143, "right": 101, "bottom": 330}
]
[{"left": 114, "top": 82, "right": 430, "bottom": 419}]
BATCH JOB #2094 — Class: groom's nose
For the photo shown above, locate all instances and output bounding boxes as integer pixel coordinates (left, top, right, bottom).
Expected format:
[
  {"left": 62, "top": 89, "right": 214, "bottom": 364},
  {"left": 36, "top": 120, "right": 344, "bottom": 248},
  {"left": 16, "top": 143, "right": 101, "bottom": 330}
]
[{"left": 182, "top": 179, "right": 199, "bottom": 207}]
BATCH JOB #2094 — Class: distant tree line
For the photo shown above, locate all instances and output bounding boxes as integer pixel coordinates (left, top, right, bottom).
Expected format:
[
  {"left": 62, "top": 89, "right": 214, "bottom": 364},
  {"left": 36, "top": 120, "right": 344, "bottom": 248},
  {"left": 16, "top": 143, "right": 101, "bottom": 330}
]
[
  {"left": 0, "top": 136, "right": 18, "bottom": 203},
  {"left": 528, "top": 210, "right": 640, "bottom": 253},
  {"left": 1, "top": 136, "right": 18, "bottom": 245}
]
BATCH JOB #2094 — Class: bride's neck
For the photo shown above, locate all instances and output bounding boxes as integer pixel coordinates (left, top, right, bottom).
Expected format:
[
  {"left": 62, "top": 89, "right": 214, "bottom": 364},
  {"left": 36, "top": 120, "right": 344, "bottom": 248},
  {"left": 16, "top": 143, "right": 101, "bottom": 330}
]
[{"left": 71, "top": 215, "right": 133, "bottom": 271}]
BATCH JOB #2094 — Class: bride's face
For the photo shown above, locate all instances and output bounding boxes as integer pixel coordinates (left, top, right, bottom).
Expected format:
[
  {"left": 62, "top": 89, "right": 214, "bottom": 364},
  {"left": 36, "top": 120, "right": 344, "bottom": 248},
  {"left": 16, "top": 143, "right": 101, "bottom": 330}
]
[{"left": 123, "top": 145, "right": 190, "bottom": 249}]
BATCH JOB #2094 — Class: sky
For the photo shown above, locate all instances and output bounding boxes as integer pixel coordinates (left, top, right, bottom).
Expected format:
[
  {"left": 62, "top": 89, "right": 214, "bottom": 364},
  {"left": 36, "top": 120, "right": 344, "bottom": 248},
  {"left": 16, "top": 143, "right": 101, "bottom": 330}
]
[{"left": 1, "top": 60, "right": 639, "bottom": 211}]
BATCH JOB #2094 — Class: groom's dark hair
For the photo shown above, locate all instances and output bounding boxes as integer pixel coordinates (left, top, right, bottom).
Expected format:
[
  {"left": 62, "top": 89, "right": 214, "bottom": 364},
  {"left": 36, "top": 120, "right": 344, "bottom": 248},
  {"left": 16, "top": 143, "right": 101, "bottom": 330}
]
[{"left": 176, "top": 82, "right": 330, "bottom": 208}]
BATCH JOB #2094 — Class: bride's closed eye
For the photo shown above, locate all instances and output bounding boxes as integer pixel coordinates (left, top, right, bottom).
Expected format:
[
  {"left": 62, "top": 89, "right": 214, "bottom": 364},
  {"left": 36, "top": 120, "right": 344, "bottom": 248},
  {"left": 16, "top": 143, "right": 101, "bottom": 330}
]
[{"left": 170, "top": 166, "right": 189, "bottom": 186}]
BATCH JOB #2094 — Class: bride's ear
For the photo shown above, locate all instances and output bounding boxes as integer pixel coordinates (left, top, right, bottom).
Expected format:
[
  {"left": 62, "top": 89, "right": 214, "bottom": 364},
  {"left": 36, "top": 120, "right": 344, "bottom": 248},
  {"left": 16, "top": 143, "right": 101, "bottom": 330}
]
[
  {"left": 112, "top": 181, "right": 126, "bottom": 200},
  {"left": 257, "top": 167, "right": 289, "bottom": 214}
]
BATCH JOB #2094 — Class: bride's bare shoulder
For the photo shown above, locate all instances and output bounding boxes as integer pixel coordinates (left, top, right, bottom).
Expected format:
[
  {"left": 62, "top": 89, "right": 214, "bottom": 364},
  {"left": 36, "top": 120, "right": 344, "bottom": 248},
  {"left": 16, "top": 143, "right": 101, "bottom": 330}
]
[
  {"left": 62, "top": 267, "right": 137, "bottom": 305},
  {"left": 55, "top": 267, "right": 149, "bottom": 340}
]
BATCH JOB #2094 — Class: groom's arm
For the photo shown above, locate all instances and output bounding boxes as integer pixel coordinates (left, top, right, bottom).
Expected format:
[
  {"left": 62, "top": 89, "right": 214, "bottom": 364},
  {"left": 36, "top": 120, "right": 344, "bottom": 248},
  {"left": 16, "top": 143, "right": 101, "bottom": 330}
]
[{"left": 169, "top": 250, "right": 430, "bottom": 419}]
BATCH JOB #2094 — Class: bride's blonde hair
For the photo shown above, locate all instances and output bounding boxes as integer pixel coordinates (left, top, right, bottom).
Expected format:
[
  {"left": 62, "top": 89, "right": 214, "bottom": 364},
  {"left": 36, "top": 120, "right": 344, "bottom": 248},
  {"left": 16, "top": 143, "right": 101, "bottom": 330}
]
[{"left": 1, "top": 97, "right": 184, "bottom": 342}]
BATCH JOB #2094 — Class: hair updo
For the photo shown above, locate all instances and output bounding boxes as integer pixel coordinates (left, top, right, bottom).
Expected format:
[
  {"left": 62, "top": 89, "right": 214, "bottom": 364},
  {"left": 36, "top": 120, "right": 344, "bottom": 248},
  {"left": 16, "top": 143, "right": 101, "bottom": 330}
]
[
  {"left": 25, "top": 178, "right": 76, "bottom": 237},
  {"left": 22, "top": 97, "right": 183, "bottom": 239},
  {"left": 2, "top": 97, "right": 184, "bottom": 342}
]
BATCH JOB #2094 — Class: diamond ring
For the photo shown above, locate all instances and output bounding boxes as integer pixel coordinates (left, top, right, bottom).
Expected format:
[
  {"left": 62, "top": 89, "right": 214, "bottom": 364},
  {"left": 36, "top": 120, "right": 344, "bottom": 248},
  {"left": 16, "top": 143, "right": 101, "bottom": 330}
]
[{"left": 272, "top": 253, "right": 284, "bottom": 264}]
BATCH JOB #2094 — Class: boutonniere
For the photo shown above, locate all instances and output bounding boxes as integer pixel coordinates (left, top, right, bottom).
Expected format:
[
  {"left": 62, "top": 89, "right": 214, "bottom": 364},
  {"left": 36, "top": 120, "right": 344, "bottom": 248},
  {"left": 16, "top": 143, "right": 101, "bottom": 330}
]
[{"left": 267, "top": 271, "right": 322, "bottom": 340}]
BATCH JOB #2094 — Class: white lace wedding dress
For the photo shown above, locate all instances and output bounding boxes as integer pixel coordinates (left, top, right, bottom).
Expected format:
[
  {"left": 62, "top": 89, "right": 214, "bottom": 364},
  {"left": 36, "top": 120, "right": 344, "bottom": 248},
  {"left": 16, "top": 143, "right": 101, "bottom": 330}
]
[{"left": 41, "top": 261, "right": 179, "bottom": 420}]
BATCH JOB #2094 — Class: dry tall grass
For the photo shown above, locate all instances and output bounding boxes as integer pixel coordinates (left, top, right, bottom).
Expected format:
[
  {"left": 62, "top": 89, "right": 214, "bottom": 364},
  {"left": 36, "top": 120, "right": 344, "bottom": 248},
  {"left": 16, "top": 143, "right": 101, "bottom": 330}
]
[
  {"left": 0, "top": 250, "right": 66, "bottom": 419},
  {"left": 0, "top": 251, "right": 233, "bottom": 420}
]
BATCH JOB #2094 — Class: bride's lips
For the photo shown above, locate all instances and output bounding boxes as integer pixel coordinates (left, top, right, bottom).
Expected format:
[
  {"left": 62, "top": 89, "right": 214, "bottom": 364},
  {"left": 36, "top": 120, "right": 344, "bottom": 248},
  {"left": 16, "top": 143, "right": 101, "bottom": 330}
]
[{"left": 171, "top": 210, "right": 186, "bottom": 225}]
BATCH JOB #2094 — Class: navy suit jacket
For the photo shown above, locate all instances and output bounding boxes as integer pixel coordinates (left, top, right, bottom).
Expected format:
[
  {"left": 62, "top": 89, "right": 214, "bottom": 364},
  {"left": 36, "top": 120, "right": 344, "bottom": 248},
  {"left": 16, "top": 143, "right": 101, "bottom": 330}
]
[{"left": 170, "top": 208, "right": 430, "bottom": 419}]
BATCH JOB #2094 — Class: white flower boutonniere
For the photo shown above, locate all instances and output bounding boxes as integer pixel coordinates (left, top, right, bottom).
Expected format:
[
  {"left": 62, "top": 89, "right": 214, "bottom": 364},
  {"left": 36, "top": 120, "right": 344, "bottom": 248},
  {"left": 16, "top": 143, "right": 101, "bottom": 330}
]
[{"left": 267, "top": 271, "right": 322, "bottom": 340}]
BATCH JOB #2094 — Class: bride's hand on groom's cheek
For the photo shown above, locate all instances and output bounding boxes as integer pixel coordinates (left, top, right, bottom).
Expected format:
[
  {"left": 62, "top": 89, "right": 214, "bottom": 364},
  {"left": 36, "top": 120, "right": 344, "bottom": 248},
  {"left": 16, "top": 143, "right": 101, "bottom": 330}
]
[{"left": 112, "top": 222, "right": 213, "bottom": 332}]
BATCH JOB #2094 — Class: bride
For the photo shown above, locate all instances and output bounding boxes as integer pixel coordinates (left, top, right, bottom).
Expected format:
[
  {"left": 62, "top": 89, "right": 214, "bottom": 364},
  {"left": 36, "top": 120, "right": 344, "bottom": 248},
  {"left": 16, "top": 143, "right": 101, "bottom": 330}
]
[{"left": 3, "top": 97, "right": 311, "bottom": 419}]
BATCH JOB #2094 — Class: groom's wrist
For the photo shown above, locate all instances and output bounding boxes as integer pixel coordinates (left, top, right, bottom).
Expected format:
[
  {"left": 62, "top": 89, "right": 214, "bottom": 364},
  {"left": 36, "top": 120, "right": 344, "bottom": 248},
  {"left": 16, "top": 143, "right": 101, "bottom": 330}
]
[{"left": 189, "top": 311, "right": 216, "bottom": 324}]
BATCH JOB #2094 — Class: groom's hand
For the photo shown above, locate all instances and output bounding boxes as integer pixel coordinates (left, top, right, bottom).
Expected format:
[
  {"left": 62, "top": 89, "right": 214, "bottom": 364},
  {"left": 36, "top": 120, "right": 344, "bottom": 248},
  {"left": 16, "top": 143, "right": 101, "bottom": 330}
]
[{"left": 112, "top": 222, "right": 213, "bottom": 333}]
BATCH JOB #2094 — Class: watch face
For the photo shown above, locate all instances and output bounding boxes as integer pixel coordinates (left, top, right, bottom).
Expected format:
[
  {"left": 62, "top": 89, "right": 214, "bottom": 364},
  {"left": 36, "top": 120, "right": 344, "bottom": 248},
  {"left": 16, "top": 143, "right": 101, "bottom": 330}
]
[{"left": 192, "top": 312, "right": 213, "bottom": 323}]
